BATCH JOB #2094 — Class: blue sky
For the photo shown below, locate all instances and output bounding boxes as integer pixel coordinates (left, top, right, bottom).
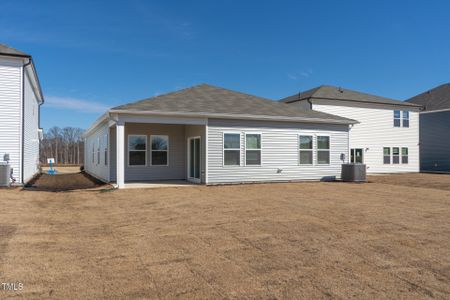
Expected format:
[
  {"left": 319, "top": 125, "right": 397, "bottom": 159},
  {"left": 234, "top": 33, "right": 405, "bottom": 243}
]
[{"left": 1, "top": 0, "right": 449, "bottom": 131}]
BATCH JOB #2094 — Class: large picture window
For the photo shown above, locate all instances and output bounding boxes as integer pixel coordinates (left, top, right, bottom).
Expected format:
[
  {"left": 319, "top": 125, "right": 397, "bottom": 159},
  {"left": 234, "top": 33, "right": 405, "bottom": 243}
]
[
  {"left": 394, "top": 110, "right": 401, "bottom": 127},
  {"left": 151, "top": 135, "right": 169, "bottom": 166},
  {"left": 245, "top": 134, "right": 261, "bottom": 165},
  {"left": 383, "top": 147, "right": 391, "bottom": 164},
  {"left": 224, "top": 133, "right": 240, "bottom": 166},
  {"left": 317, "top": 136, "right": 330, "bottom": 165},
  {"left": 402, "top": 111, "right": 409, "bottom": 128},
  {"left": 393, "top": 147, "right": 400, "bottom": 164},
  {"left": 402, "top": 147, "right": 409, "bottom": 164},
  {"left": 128, "top": 135, "right": 147, "bottom": 166},
  {"left": 299, "top": 135, "right": 313, "bottom": 165}
]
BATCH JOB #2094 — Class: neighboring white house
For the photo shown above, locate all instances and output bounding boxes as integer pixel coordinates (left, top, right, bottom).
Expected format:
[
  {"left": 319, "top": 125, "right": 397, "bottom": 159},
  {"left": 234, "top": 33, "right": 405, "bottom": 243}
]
[
  {"left": 281, "top": 86, "right": 422, "bottom": 173},
  {"left": 0, "top": 44, "right": 44, "bottom": 184},
  {"left": 83, "top": 84, "right": 356, "bottom": 188},
  {"left": 407, "top": 83, "right": 450, "bottom": 172}
]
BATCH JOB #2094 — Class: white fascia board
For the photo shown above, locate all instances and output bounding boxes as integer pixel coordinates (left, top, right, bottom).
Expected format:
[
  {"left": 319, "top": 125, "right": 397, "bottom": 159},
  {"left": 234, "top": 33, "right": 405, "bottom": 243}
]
[
  {"left": 83, "top": 112, "right": 110, "bottom": 138},
  {"left": 420, "top": 108, "right": 450, "bottom": 114},
  {"left": 108, "top": 109, "right": 357, "bottom": 125}
]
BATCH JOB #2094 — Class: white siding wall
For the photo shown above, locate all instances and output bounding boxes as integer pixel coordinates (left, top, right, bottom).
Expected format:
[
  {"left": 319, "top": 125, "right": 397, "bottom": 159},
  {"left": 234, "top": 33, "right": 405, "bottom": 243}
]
[
  {"left": 84, "top": 122, "right": 109, "bottom": 182},
  {"left": 313, "top": 104, "right": 420, "bottom": 173},
  {"left": 0, "top": 58, "right": 22, "bottom": 183},
  {"left": 23, "top": 71, "right": 40, "bottom": 182},
  {"left": 207, "top": 119, "right": 349, "bottom": 184}
]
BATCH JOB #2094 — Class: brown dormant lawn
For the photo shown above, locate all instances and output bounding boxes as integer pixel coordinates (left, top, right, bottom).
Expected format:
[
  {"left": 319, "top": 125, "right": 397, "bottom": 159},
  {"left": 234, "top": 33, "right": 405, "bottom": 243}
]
[{"left": 1, "top": 174, "right": 450, "bottom": 299}]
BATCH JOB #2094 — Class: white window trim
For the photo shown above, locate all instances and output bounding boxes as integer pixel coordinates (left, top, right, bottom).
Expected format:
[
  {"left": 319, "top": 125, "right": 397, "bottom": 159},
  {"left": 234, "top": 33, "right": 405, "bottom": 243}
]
[
  {"left": 383, "top": 147, "right": 391, "bottom": 164},
  {"left": 316, "top": 135, "right": 331, "bottom": 166},
  {"left": 150, "top": 135, "right": 169, "bottom": 166},
  {"left": 402, "top": 111, "right": 410, "bottom": 128},
  {"left": 128, "top": 134, "right": 147, "bottom": 167},
  {"left": 392, "top": 147, "right": 400, "bottom": 164},
  {"left": 222, "top": 132, "right": 241, "bottom": 167},
  {"left": 244, "top": 132, "right": 262, "bottom": 166},
  {"left": 401, "top": 146, "right": 409, "bottom": 164},
  {"left": 394, "top": 110, "right": 401, "bottom": 127},
  {"left": 97, "top": 137, "right": 100, "bottom": 165},
  {"left": 298, "top": 134, "right": 314, "bottom": 166},
  {"left": 104, "top": 134, "right": 108, "bottom": 166}
]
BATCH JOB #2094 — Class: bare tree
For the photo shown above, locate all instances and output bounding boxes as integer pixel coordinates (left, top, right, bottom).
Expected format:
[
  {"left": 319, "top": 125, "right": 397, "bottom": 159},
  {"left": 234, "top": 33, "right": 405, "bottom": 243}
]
[{"left": 40, "top": 126, "right": 85, "bottom": 165}]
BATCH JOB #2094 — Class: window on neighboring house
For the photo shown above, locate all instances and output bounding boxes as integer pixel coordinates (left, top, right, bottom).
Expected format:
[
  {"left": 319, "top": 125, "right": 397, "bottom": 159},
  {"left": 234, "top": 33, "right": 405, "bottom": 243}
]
[
  {"left": 224, "top": 133, "right": 240, "bottom": 166},
  {"left": 104, "top": 134, "right": 108, "bottom": 166},
  {"left": 128, "top": 135, "right": 147, "bottom": 166},
  {"left": 402, "top": 111, "right": 409, "bottom": 127},
  {"left": 383, "top": 147, "right": 391, "bottom": 164},
  {"left": 97, "top": 138, "right": 100, "bottom": 164},
  {"left": 393, "top": 147, "right": 400, "bottom": 164},
  {"left": 245, "top": 134, "right": 261, "bottom": 165},
  {"left": 151, "top": 135, "right": 169, "bottom": 165},
  {"left": 92, "top": 143, "right": 95, "bottom": 163},
  {"left": 317, "top": 136, "right": 330, "bottom": 165},
  {"left": 402, "top": 147, "right": 408, "bottom": 164},
  {"left": 394, "top": 110, "right": 401, "bottom": 127},
  {"left": 299, "top": 135, "right": 313, "bottom": 165}
]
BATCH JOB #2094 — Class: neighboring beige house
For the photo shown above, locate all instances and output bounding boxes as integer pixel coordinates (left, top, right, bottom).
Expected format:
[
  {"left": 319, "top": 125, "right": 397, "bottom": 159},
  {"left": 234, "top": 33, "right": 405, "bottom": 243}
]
[
  {"left": 0, "top": 44, "right": 44, "bottom": 184},
  {"left": 83, "top": 84, "right": 356, "bottom": 188},
  {"left": 281, "top": 86, "right": 422, "bottom": 174}
]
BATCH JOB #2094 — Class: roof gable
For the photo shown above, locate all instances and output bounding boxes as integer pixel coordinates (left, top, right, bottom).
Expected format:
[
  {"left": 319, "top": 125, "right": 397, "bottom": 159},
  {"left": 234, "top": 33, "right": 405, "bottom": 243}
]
[
  {"left": 406, "top": 83, "right": 450, "bottom": 111},
  {"left": 280, "top": 85, "right": 421, "bottom": 108},
  {"left": 112, "top": 84, "right": 356, "bottom": 124}
]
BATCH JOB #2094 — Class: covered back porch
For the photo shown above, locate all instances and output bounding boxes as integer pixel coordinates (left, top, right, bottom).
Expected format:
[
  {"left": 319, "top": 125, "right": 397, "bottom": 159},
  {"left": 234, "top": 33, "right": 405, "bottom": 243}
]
[{"left": 109, "top": 114, "right": 207, "bottom": 188}]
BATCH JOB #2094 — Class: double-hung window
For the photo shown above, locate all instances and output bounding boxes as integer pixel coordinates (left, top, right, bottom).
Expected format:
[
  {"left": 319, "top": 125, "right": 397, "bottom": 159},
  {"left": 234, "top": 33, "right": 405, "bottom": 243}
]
[
  {"left": 151, "top": 135, "right": 169, "bottom": 166},
  {"left": 402, "top": 111, "right": 409, "bottom": 127},
  {"left": 383, "top": 147, "right": 391, "bottom": 164},
  {"left": 317, "top": 136, "right": 330, "bottom": 165},
  {"left": 224, "top": 133, "right": 240, "bottom": 166},
  {"left": 402, "top": 147, "right": 408, "bottom": 164},
  {"left": 92, "top": 143, "right": 95, "bottom": 164},
  {"left": 104, "top": 134, "right": 108, "bottom": 166},
  {"left": 97, "top": 138, "right": 100, "bottom": 165},
  {"left": 128, "top": 135, "right": 147, "bottom": 166},
  {"left": 245, "top": 134, "right": 261, "bottom": 165},
  {"left": 299, "top": 135, "right": 313, "bottom": 165},
  {"left": 392, "top": 147, "right": 400, "bottom": 164},
  {"left": 393, "top": 110, "right": 401, "bottom": 127}
]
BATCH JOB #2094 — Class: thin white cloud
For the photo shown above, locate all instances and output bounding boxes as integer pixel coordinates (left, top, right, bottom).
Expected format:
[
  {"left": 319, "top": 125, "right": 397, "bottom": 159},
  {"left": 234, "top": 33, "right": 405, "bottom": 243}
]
[
  {"left": 287, "top": 69, "right": 313, "bottom": 81},
  {"left": 45, "top": 96, "right": 109, "bottom": 113}
]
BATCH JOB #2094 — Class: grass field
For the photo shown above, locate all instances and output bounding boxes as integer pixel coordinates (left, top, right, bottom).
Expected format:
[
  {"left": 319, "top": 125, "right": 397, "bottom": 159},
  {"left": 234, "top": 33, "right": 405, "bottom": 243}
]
[{"left": 1, "top": 173, "right": 449, "bottom": 299}]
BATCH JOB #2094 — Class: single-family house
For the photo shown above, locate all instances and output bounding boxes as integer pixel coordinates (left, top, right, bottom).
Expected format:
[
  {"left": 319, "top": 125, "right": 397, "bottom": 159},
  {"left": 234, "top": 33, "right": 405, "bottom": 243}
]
[
  {"left": 83, "top": 84, "right": 356, "bottom": 188},
  {"left": 0, "top": 44, "right": 44, "bottom": 184},
  {"left": 280, "top": 85, "right": 422, "bottom": 173},
  {"left": 406, "top": 83, "right": 450, "bottom": 172}
]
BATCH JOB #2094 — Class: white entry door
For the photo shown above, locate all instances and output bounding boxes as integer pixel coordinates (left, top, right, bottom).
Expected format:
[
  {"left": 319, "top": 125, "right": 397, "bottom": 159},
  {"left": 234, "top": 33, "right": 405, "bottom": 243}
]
[{"left": 188, "top": 137, "right": 201, "bottom": 183}]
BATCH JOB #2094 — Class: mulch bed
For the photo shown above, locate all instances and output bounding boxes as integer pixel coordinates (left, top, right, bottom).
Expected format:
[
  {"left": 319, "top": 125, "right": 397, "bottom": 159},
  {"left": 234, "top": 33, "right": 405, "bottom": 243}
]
[{"left": 24, "top": 172, "right": 107, "bottom": 192}]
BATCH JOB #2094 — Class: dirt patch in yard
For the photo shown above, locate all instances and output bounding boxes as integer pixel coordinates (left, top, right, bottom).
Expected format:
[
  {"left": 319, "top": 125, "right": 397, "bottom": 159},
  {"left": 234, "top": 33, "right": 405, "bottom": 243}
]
[
  {"left": 369, "top": 173, "right": 450, "bottom": 191},
  {"left": 25, "top": 172, "right": 108, "bottom": 192},
  {"left": 1, "top": 174, "right": 450, "bottom": 299}
]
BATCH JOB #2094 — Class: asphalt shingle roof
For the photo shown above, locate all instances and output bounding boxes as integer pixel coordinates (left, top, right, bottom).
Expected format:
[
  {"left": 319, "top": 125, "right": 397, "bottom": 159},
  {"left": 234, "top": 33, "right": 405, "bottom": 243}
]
[
  {"left": 280, "top": 85, "right": 421, "bottom": 107},
  {"left": 112, "top": 84, "right": 356, "bottom": 124},
  {"left": 0, "top": 44, "right": 31, "bottom": 57},
  {"left": 406, "top": 83, "right": 450, "bottom": 111}
]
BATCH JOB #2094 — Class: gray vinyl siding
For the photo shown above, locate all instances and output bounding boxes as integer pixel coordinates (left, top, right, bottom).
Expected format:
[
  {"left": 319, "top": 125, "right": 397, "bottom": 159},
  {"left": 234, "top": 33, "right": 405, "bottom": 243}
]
[
  {"left": 23, "top": 70, "right": 40, "bottom": 183},
  {"left": 207, "top": 118, "right": 349, "bottom": 184},
  {"left": 0, "top": 58, "right": 22, "bottom": 182},
  {"left": 110, "top": 123, "right": 186, "bottom": 182},
  {"left": 419, "top": 111, "right": 450, "bottom": 172}
]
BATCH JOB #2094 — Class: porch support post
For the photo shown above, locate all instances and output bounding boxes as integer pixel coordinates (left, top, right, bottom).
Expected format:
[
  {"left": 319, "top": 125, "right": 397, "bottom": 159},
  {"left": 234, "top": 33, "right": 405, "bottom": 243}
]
[{"left": 116, "top": 121, "right": 125, "bottom": 188}]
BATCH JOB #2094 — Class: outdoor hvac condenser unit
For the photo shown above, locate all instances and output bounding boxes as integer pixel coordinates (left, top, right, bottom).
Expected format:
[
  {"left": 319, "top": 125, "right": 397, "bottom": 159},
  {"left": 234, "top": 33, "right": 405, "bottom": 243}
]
[
  {"left": 341, "top": 163, "right": 367, "bottom": 182},
  {"left": 0, "top": 162, "right": 11, "bottom": 187}
]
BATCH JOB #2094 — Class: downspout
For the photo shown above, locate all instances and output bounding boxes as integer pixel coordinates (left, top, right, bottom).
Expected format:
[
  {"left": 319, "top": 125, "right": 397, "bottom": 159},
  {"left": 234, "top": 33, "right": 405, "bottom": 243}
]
[{"left": 21, "top": 58, "right": 32, "bottom": 184}]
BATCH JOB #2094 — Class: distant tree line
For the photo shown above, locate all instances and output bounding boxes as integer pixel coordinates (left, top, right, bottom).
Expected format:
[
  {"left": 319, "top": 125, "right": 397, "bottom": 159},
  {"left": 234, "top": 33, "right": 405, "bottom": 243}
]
[{"left": 40, "top": 126, "right": 85, "bottom": 165}]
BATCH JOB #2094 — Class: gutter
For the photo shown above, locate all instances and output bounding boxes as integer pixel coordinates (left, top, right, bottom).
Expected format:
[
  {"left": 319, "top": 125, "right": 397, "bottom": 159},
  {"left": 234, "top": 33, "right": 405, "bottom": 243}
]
[
  {"left": 21, "top": 58, "right": 32, "bottom": 184},
  {"left": 108, "top": 109, "right": 358, "bottom": 125}
]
